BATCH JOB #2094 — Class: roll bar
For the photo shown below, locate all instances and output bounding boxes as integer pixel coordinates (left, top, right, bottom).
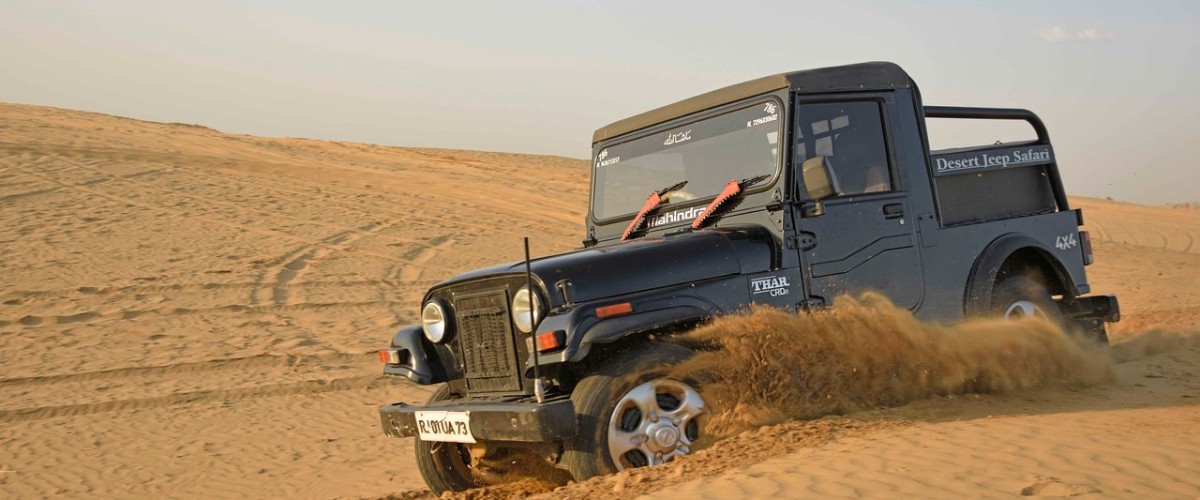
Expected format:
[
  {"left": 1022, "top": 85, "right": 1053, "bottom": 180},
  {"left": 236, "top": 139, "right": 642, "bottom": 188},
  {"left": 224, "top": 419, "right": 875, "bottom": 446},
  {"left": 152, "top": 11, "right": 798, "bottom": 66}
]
[
  {"left": 923, "top": 106, "right": 1050, "bottom": 145},
  {"left": 922, "top": 105, "right": 1067, "bottom": 211}
]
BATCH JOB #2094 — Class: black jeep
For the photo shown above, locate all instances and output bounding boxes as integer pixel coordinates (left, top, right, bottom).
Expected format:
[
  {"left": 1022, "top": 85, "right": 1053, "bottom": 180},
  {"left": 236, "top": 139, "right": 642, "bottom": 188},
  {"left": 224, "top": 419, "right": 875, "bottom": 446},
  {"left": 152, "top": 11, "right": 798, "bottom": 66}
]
[{"left": 376, "top": 62, "right": 1119, "bottom": 492}]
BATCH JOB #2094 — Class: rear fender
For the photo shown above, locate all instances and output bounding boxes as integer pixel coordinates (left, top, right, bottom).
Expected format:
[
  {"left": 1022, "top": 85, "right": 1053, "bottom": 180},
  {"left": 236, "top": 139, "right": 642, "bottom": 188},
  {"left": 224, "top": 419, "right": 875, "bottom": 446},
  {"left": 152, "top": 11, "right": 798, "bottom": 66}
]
[{"left": 964, "top": 233, "right": 1077, "bottom": 316}]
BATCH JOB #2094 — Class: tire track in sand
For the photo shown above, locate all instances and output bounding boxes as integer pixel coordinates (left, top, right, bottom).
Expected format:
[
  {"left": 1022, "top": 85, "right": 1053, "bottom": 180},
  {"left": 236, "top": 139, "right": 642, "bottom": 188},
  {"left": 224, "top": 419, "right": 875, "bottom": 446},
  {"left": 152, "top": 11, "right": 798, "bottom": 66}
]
[
  {"left": 247, "top": 221, "right": 394, "bottom": 307},
  {"left": 0, "top": 300, "right": 404, "bottom": 328},
  {"left": 398, "top": 235, "right": 455, "bottom": 284},
  {"left": 2, "top": 278, "right": 440, "bottom": 303},
  {"left": 40, "top": 153, "right": 423, "bottom": 247},
  {"left": 10, "top": 163, "right": 408, "bottom": 265},
  {"left": 0, "top": 352, "right": 368, "bottom": 388},
  {"left": 0, "top": 374, "right": 389, "bottom": 424}
]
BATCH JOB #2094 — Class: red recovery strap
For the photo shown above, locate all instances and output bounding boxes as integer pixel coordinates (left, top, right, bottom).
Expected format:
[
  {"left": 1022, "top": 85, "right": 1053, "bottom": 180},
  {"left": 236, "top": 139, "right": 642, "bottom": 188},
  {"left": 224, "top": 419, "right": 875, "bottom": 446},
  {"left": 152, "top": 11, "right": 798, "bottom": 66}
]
[
  {"left": 690, "top": 179, "right": 741, "bottom": 229},
  {"left": 621, "top": 191, "right": 665, "bottom": 241}
]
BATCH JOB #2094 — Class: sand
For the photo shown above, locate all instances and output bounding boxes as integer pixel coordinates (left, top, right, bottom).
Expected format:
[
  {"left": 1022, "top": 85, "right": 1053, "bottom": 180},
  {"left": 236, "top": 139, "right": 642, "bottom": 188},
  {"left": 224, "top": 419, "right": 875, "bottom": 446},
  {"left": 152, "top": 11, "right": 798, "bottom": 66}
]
[{"left": 0, "top": 102, "right": 1197, "bottom": 499}]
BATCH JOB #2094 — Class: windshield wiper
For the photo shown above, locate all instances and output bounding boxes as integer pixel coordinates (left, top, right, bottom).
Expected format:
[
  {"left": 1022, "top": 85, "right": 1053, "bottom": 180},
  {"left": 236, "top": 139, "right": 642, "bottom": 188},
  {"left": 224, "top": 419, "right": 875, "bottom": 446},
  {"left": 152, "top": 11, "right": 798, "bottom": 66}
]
[
  {"left": 621, "top": 180, "right": 688, "bottom": 241},
  {"left": 690, "top": 175, "right": 771, "bottom": 229}
]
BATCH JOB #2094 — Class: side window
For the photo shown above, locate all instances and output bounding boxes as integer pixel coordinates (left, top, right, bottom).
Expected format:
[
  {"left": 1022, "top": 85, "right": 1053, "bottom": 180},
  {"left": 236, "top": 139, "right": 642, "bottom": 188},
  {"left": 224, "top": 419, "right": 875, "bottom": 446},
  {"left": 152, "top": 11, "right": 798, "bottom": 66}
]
[{"left": 795, "top": 101, "right": 891, "bottom": 196}]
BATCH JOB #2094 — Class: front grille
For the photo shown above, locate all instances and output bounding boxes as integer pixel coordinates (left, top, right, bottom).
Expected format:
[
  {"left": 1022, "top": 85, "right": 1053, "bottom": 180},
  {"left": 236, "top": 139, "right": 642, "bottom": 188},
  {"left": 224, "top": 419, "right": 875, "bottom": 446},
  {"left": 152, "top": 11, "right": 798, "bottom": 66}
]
[{"left": 454, "top": 290, "right": 523, "bottom": 394}]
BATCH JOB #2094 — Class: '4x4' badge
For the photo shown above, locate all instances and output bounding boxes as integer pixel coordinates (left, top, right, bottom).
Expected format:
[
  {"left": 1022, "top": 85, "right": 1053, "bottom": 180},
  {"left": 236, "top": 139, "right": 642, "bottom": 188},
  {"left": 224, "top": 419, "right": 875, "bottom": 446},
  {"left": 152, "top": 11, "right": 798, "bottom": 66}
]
[{"left": 1056, "top": 233, "right": 1078, "bottom": 250}]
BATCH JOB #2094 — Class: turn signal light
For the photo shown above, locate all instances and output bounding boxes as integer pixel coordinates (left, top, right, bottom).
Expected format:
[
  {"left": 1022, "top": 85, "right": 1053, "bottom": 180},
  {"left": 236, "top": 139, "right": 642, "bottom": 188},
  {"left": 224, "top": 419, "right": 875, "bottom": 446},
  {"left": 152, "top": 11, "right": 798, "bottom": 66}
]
[
  {"left": 536, "top": 330, "right": 565, "bottom": 352},
  {"left": 596, "top": 302, "right": 633, "bottom": 319},
  {"left": 378, "top": 348, "right": 402, "bottom": 365}
]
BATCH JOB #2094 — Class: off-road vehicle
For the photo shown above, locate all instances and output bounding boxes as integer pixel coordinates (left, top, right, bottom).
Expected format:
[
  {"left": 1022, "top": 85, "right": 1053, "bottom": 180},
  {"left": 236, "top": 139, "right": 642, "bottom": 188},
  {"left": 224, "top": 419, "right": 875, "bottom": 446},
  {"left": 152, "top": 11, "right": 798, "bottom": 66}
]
[{"left": 376, "top": 61, "right": 1120, "bottom": 492}]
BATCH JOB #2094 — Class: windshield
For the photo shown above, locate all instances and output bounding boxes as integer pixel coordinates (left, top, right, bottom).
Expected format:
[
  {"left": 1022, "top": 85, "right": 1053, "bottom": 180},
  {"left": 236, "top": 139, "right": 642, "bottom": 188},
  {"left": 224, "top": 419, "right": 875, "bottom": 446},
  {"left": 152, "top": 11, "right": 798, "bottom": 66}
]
[{"left": 591, "top": 100, "right": 782, "bottom": 221}]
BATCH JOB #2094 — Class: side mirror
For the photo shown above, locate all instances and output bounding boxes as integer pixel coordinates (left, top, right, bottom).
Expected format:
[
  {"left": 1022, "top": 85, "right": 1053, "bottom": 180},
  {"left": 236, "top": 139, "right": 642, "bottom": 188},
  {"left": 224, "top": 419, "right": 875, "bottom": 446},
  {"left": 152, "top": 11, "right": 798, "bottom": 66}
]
[
  {"left": 800, "top": 156, "right": 840, "bottom": 217},
  {"left": 801, "top": 156, "right": 841, "bottom": 202}
]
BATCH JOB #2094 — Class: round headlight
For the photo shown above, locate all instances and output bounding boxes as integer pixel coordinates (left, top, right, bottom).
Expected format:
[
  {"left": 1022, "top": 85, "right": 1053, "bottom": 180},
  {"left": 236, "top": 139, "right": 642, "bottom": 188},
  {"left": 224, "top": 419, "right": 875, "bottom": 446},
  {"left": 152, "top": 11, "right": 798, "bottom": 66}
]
[
  {"left": 421, "top": 301, "right": 450, "bottom": 343},
  {"left": 511, "top": 287, "right": 543, "bottom": 334}
]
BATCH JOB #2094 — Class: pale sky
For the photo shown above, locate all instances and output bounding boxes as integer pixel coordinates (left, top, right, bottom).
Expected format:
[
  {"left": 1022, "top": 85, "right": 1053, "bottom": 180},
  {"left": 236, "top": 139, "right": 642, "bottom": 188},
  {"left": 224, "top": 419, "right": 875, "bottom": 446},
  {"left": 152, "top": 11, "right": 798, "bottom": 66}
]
[{"left": 2, "top": 0, "right": 1197, "bottom": 204}]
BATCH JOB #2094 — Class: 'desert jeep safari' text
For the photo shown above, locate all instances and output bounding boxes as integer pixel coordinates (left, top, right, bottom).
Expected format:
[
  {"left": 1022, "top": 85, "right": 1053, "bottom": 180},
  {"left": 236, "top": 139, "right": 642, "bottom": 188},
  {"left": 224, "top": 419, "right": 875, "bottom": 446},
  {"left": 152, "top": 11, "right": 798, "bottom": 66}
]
[{"left": 374, "top": 62, "right": 1120, "bottom": 493}]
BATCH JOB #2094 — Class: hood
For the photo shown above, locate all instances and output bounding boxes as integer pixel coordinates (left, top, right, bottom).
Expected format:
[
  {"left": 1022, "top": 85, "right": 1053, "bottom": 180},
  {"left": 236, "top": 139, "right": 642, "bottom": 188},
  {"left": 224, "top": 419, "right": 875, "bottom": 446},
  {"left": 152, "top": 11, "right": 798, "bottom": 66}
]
[{"left": 431, "top": 226, "right": 778, "bottom": 305}]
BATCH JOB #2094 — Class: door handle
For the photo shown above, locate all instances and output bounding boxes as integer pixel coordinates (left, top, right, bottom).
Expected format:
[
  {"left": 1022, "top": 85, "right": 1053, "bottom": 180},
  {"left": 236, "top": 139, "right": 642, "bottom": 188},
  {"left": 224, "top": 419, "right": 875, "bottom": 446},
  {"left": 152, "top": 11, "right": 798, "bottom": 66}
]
[{"left": 882, "top": 203, "right": 904, "bottom": 218}]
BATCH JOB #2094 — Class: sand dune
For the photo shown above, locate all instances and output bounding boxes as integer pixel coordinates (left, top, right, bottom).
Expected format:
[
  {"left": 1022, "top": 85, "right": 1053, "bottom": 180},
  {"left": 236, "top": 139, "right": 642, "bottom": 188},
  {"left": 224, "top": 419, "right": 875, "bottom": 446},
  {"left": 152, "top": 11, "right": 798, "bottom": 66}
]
[
  {"left": 0, "top": 102, "right": 582, "bottom": 498},
  {"left": 1, "top": 103, "right": 1197, "bottom": 499}
]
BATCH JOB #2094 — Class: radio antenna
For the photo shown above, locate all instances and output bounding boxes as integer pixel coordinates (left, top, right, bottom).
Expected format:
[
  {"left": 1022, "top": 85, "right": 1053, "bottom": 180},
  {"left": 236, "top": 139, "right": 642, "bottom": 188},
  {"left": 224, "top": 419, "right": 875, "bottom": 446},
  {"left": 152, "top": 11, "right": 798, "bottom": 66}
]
[{"left": 524, "top": 237, "right": 545, "bottom": 403}]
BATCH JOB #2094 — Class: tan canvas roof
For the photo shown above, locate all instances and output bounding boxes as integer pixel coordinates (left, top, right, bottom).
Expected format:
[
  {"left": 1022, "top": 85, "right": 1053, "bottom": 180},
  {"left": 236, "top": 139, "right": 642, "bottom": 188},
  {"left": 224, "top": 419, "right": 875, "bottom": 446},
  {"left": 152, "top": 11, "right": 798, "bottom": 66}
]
[{"left": 592, "top": 62, "right": 911, "bottom": 144}]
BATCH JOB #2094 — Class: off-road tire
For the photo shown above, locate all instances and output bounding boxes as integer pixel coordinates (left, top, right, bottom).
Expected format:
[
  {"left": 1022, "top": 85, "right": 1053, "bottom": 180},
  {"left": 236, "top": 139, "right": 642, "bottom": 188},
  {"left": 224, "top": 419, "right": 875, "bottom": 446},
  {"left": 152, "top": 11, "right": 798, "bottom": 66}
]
[
  {"left": 413, "top": 385, "right": 481, "bottom": 494},
  {"left": 991, "top": 275, "right": 1064, "bottom": 325},
  {"left": 562, "top": 342, "right": 704, "bottom": 481}
]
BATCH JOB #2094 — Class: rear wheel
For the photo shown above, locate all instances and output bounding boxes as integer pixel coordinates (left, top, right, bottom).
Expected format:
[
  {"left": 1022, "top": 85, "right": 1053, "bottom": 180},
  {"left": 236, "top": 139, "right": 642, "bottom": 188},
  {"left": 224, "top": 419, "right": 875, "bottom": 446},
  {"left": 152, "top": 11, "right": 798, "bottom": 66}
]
[
  {"left": 991, "top": 275, "right": 1063, "bottom": 324},
  {"left": 563, "top": 343, "right": 705, "bottom": 481},
  {"left": 413, "top": 385, "right": 481, "bottom": 494}
]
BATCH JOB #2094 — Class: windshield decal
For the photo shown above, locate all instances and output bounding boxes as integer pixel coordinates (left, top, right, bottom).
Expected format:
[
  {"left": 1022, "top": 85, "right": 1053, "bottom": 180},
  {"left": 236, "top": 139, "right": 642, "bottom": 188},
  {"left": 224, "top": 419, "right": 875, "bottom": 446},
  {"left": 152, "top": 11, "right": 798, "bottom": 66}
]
[
  {"left": 663, "top": 130, "right": 693, "bottom": 146},
  {"left": 646, "top": 206, "right": 707, "bottom": 229},
  {"left": 595, "top": 149, "right": 621, "bottom": 168},
  {"left": 747, "top": 103, "right": 780, "bottom": 128}
]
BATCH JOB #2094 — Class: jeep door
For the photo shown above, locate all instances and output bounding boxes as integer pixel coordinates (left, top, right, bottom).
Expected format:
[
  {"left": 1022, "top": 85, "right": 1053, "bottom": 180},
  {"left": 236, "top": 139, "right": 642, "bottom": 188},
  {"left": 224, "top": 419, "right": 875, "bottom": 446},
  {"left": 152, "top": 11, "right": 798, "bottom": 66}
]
[{"left": 793, "top": 95, "right": 925, "bottom": 310}]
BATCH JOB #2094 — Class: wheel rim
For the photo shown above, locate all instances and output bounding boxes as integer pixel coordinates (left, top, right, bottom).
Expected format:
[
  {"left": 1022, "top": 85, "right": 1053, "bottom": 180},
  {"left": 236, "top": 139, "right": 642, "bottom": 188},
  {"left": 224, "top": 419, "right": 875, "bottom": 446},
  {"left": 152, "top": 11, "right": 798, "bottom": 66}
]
[
  {"left": 607, "top": 378, "right": 704, "bottom": 470},
  {"left": 1003, "top": 300, "right": 1043, "bottom": 319},
  {"left": 432, "top": 441, "right": 476, "bottom": 477}
]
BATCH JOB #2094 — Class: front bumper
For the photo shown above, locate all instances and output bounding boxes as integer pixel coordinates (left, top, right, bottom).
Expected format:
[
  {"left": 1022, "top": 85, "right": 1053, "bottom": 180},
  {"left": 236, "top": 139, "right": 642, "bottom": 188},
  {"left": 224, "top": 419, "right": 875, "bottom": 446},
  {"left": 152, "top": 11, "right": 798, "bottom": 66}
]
[{"left": 379, "top": 396, "right": 577, "bottom": 443}]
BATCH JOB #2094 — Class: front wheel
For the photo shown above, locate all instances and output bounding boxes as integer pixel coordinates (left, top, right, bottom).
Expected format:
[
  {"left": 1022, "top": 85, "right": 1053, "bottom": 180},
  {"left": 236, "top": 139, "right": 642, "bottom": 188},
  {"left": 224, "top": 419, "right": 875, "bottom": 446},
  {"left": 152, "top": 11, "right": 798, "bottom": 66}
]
[
  {"left": 563, "top": 343, "right": 706, "bottom": 481},
  {"left": 413, "top": 385, "right": 481, "bottom": 494}
]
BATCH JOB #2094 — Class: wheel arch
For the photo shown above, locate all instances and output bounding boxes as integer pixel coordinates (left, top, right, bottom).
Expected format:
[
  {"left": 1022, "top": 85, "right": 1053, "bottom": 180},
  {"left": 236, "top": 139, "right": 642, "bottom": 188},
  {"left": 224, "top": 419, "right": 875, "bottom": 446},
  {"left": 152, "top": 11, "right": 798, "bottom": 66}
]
[
  {"left": 963, "top": 233, "right": 1078, "bottom": 317},
  {"left": 569, "top": 305, "right": 711, "bottom": 363}
]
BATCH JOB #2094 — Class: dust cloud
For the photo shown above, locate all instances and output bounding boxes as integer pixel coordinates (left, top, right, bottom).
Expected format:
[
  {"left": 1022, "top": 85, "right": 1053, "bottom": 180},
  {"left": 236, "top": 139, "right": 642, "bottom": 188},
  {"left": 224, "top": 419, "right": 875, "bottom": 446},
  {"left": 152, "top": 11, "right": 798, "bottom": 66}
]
[
  {"left": 671, "top": 293, "right": 1116, "bottom": 436},
  {"left": 1109, "top": 329, "right": 1200, "bottom": 363}
]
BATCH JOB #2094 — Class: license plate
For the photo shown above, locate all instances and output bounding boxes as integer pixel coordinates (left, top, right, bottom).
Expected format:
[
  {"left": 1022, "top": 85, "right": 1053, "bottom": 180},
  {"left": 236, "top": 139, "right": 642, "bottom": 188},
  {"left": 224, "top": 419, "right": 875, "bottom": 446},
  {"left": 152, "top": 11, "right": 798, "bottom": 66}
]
[{"left": 414, "top": 410, "right": 475, "bottom": 443}]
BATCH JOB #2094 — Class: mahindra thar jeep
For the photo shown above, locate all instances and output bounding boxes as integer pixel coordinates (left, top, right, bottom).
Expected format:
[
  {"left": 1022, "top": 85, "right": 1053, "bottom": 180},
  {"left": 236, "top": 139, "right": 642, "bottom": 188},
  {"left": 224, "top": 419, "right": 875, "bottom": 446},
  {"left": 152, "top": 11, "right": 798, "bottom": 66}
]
[{"left": 376, "top": 62, "right": 1120, "bottom": 492}]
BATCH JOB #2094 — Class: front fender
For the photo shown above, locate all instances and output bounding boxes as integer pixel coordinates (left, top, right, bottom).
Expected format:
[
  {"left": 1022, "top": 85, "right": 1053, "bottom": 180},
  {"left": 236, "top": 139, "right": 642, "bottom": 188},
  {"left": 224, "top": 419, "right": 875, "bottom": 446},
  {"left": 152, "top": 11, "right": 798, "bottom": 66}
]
[
  {"left": 568, "top": 293, "right": 717, "bottom": 363},
  {"left": 578, "top": 306, "right": 710, "bottom": 346},
  {"left": 383, "top": 325, "right": 453, "bottom": 385},
  {"left": 521, "top": 290, "right": 718, "bottom": 375}
]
